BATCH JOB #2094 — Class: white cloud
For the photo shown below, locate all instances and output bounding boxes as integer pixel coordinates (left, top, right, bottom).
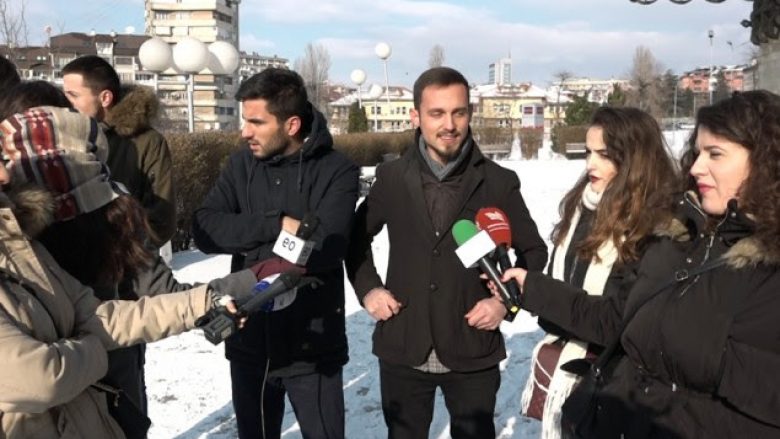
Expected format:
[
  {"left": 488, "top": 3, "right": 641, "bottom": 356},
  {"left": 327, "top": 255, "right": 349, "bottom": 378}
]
[{"left": 239, "top": 34, "right": 277, "bottom": 53}]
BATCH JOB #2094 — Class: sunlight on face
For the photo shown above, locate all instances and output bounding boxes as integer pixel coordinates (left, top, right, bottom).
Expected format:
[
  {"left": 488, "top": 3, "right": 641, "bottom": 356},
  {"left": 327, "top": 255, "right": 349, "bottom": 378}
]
[
  {"left": 690, "top": 127, "right": 751, "bottom": 215},
  {"left": 584, "top": 126, "right": 617, "bottom": 193}
]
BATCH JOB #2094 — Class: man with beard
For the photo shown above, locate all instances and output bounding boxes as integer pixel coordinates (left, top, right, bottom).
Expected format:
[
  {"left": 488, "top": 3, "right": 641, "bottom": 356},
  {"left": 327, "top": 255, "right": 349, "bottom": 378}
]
[
  {"left": 347, "top": 67, "right": 548, "bottom": 439},
  {"left": 192, "top": 68, "right": 359, "bottom": 439},
  {"left": 62, "top": 55, "right": 175, "bottom": 249}
]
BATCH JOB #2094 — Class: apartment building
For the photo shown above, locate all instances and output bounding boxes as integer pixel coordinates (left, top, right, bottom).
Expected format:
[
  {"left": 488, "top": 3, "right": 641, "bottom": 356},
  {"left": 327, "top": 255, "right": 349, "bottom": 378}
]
[
  {"left": 679, "top": 65, "right": 747, "bottom": 94},
  {"left": 558, "top": 77, "right": 630, "bottom": 104},
  {"left": 472, "top": 83, "right": 546, "bottom": 129},
  {"left": 329, "top": 85, "right": 414, "bottom": 135}
]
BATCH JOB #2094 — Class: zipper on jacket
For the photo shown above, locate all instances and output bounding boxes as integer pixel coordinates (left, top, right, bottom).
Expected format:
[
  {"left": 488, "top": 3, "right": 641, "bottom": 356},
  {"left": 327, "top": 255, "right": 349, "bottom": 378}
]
[{"left": 678, "top": 222, "right": 723, "bottom": 298}]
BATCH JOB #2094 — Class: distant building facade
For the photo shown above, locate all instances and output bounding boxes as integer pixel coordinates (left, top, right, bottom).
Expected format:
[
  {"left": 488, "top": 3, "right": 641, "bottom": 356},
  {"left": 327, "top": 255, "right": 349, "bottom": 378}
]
[
  {"left": 329, "top": 85, "right": 414, "bottom": 135},
  {"left": 239, "top": 51, "right": 289, "bottom": 80},
  {"left": 559, "top": 77, "right": 630, "bottom": 104},
  {"left": 488, "top": 57, "right": 512, "bottom": 86},
  {"left": 472, "top": 83, "right": 546, "bottom": 129},
  {"left": 678, "top": 65, "right": 747, "bottom": 94}
]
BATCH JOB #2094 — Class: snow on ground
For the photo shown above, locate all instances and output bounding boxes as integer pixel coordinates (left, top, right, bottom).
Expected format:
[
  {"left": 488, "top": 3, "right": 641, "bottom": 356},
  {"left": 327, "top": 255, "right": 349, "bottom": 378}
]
[{"left": 147, "top": 135, "right": 689, "bottom": 438}]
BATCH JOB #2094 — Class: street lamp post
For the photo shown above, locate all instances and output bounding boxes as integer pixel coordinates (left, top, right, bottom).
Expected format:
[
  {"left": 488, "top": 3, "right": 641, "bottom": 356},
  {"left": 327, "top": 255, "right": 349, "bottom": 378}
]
[
  {"left": 139, "top": 36, "right": 239, "bottom": 133},
  {"left": 672, "top": 77, "right": 679, "bottom": 145},
  {"left": 708, "top": 29, "right": 714, "bottom": 105},
  {"left": 350, "top": 69, "right": 366, "bottom": 108},
  {"left": 109, "top": 30, "right": 117, "bottom": 68},
  {"left": 375, "top": 42, "right": 392, "bottom": 108},
  {"left": 367, "top": 83, "right": 384, "bottom": 132}
]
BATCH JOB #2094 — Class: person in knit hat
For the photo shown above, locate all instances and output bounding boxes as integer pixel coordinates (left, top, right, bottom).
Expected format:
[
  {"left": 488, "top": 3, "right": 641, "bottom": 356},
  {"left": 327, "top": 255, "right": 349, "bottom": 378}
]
[
  {"left": 1, "top": 105, "right": 125, "bottom": 221},
  {"left": 0, "top": 105, "right": 263, "bottom": 439},
  {"left": 0, "top": 106, "right": 245, "bottom": 439}
]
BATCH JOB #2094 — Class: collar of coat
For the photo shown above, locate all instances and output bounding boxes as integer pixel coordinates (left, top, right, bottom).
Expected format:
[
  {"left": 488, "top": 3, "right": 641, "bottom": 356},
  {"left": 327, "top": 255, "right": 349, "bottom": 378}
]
[
  {"left": 409, "top": 128, "right": 484, "bottom": 175},
  {"left": 1, "top": 185, "right": 55, "bottom": 239},
  {"left": 104, "top": 85, "right": 160, "bottom": 137},
  {"left": 655, "top": 191, "right": 780, "bottom": 269}
]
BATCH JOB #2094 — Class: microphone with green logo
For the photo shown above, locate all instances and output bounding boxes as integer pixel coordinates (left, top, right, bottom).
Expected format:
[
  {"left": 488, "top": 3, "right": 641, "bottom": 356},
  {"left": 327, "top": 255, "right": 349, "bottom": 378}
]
[{"left": 452, "top": 219, "right": 519, "bottom": 315}]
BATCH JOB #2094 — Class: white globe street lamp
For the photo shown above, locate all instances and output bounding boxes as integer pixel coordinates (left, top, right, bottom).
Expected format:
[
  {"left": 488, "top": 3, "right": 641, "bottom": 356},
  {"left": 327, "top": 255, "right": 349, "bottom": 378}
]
[
  {"left": 367, "top": 83, "right": 384, "bottom": 132},
  {"left": 375, "top": 42, "right": 392, "bottom": 108},
  {"left": 207, "top": 41, "right": 240, "bottom": 74},
  {"left": 350, "top": 68, "right": 366, "bottom": 108},
  {"left": 708, "top": 29, "right": 714, "bottom": 105},
  {"left": 139, "top": 36, "right": 239, "bottom": 133}
]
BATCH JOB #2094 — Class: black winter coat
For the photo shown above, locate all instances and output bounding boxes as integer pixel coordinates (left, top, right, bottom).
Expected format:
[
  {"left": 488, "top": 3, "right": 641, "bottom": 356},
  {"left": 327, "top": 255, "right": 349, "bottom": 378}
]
[
  {"left": 347, "top": 135, "right": 548, "bottom": 372},
  {"left": 523, "top": 193, "right": 780, "bottom": 438},
  {"left": 192, "top": 110, "right": 359, "bottom": 376},
  {"left": 537, "top": 208, "right": 640, "bottom": 350}
]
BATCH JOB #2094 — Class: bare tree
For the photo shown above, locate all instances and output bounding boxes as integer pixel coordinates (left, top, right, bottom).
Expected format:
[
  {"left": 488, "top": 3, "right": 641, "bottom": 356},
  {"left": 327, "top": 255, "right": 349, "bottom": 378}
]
[
  {"left": 626, "top": 45, "right": 664, "bottom": 118},
  {"left": 552, "top": 70, "right": 573, "bottom": 126},
  {"left": 428, "top": 44, "right": 445, "bottom": 68},
  {"left": 294, "top": 42, "right": 331, "bottom": 113},
  {"left": 0, "top": 0, "right": 28, "bottom": 57}
]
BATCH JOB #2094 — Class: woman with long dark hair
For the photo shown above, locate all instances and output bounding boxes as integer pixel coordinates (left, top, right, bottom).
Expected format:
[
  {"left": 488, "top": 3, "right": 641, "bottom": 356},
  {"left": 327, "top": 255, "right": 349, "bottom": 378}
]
[
  {"left": 520, "top": 106, "right": 676, "bottom": 438},
  {"left": 502, "top": 91, "right": 780, "bottom": 437}
]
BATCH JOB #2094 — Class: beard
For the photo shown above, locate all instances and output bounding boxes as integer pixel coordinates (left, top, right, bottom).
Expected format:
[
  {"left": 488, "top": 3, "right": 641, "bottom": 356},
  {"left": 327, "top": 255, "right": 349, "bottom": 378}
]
[{"left": 251, "top": 128, "right": 292, "bottom": 159}]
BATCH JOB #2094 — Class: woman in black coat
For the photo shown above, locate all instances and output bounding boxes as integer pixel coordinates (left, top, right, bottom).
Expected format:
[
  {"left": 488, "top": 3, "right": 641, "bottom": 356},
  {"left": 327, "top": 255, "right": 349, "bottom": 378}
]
[
  {"left": 500, "top": 90, "right": 780, "bottom": 438},
  {"left": 521, "top": 107, "right": 676, "bottom": 439}
]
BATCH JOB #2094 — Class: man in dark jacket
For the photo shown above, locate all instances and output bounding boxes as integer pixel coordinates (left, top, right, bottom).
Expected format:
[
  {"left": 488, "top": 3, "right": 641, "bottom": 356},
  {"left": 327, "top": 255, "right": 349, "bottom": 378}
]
[
  {"left": 62, "top": 55, "right": 176, "bottom": 248},
  {"left": 346, "top": 67, "right": 548, "bottom": 438},
  {"left": 192, "top": 68, "right": 359, "bottom": 439},
  {"left": 61, "top": 55, "right": 177, "bottom": 419}
]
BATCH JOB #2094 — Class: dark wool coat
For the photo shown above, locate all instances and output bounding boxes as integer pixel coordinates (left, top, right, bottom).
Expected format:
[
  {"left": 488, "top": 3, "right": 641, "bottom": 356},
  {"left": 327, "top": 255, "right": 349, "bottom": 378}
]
[
  {"left": 103, "top": 85, "right": 176, "bottom": 247},
  {"left": 523, "top": 192, "right": 780, "bottom": 438},
  {"left": 347, "top": 134, "right": 548, "bottom": 372},
  {"left": 192, "top": 109, "right": 359, "bottom": 376}
]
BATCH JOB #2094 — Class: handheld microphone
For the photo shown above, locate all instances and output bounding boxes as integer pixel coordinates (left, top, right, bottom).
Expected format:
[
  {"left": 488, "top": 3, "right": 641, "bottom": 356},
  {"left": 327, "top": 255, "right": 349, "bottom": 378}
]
[
  {"left": 273, "top": 213, "right": 319, "bottom": 265},
  {"left": 198, "top": 272, "right": 322, "bottom": 345},
  {"left": 475, "top": 207, "right": 522, "bottom": 307},
  {"left": 452, "top": 219, "right": 519, "bottom": 315}
]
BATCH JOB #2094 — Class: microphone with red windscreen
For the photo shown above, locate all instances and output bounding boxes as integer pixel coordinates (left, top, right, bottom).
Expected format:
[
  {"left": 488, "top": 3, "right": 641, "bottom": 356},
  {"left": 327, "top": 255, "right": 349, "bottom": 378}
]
[{"left": 475, "top": 207, "right": 522, "bottom": 309}]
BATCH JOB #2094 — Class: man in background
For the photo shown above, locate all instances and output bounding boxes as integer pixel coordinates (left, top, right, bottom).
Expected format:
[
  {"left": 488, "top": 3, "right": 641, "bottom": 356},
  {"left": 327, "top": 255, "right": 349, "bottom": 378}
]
[{"left": 63, "top": 55, "right": 175, "bottom": 248}]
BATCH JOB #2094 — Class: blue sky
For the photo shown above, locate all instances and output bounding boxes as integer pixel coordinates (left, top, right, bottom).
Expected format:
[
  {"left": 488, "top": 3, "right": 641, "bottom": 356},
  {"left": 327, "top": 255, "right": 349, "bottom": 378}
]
[{"left": 25, "top": 0, "right": 755, "bottom": 87}]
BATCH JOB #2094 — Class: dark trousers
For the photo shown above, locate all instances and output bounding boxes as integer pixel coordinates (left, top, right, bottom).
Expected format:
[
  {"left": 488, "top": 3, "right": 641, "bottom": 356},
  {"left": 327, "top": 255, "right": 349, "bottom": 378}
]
[
  {"left": 379, "top": 360, "right": 500, "bottom": 439},
  {"left": 230, "top": 360, "right": 345, "bottom": 439},
  {"left": 104, "top": 344, "right": 147, "bottom": 414}
]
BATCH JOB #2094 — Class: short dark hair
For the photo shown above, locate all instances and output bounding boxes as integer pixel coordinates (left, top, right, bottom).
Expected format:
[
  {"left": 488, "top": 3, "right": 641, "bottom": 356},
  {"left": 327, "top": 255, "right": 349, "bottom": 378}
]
[
  {"left": 62, "top": 55, "right": 121, "bottom": 104},
  {"left": 0, "top": 80, "right": 71, "bottom": 121},
  {"left": 413, "top": 67, "right": 470, "bottom": 110},
  {"left": 235, "top": 68, "right": 312, "bottom": 138},
  {"left": 0, "top": 56, "right": 21, "bottom": 98}
]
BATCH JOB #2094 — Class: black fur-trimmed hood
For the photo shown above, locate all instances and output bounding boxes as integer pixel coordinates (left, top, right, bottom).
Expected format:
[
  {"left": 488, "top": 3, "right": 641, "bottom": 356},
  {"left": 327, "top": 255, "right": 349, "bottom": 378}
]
[
  {"left": 104, "top": 85, "right": 160, "bottom": 137},
  {"left": 654, "top": 192, "right": 780, "bottom": 269}
]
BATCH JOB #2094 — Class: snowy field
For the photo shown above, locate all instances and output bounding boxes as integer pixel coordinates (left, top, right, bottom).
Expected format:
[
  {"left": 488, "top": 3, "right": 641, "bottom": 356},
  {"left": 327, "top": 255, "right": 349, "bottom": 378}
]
[{"left": 146, "top": 131, "right": 690, "bottom": 439}]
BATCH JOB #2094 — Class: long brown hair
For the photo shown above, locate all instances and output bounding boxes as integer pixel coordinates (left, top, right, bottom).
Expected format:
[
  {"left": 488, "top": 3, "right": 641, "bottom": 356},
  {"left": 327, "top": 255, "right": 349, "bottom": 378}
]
[
  {"left": 680, "top": 90, "right": 780, "bottom": 248},
  {"left": 552, "top": 106, "right": 677, "bottom": 263},
  {"left": 38, "top": 195, "right": 152, "bottom": 288}
]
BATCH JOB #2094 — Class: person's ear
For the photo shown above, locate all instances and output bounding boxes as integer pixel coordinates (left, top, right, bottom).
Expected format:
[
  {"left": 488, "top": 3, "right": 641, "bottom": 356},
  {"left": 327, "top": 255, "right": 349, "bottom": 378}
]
[
  {"left": 98, "top": 90, "right": 114, "bottom": 109},
  {"left": 410, "top": 108, "right": 420, "bottom": 129},
  {"left": 285, "top": 116, "right": 302, "bottom": 137}
]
